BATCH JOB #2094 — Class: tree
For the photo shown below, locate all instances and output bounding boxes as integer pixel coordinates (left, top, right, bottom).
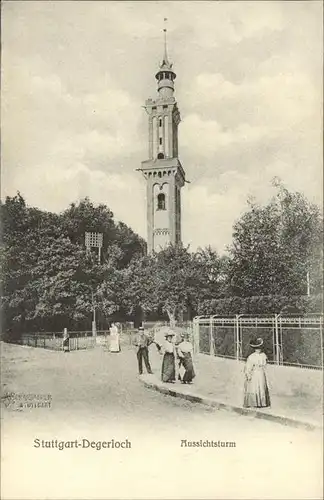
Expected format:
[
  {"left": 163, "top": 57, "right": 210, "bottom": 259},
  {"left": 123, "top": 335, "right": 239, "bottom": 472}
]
[
  {"left": 1, "top": 195, "right": 64, "bottom": 332},
  {"left": 1, "top": 193, "right": 146, "bottom": 335},
  {"left": 122, "top": 254, "right": 154, "bottom": 321},
  {"left": 113, "top": 221, "right": 146, "bottom": 267},
  {"left": 228, "top": 182, "right": 323, "bottom": 297},
  {"left": 61, "top": 198, "right": 146, "bottom": 266},
  {"left": 195, "top": 247, "right": 230, "bottom": 302},
  {"left": 154, "top": 245, "right": 195, "bottom": 324},
  {"left": 123, "top": 245, "right": 203, "bottom": 325},
  {"left": 29, "top": 237, "right": 92, "bottom": 330},
  {"left": 61, "top": 197, "right": 115, "bottom": 246}
]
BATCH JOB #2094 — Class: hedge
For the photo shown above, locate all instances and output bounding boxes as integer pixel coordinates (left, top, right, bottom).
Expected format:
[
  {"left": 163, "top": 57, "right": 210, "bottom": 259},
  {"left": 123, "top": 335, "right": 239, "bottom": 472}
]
[{"left": 198, "top": 294, "right": 323, "bottom": 316}]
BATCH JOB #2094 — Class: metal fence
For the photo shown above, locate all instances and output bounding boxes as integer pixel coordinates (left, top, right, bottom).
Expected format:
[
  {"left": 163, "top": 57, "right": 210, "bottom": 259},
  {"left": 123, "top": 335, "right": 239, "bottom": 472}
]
[
  {"left": 193, "top": 314, "right": 323, "bottom": 369},
  {"left": 12, "top": 327, "right": 136, "bottom": 351},
  {"left": 11, "top": 316, "right": 322, "bottom": 368},
  {"left": 16, "top": 332, "right": 96, "bottom": 351}
]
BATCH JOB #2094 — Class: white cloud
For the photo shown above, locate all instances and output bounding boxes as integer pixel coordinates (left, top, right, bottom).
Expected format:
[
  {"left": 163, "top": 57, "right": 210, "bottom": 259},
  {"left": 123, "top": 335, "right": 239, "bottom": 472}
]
[
  {"left": 171, "top": 1, "right": 285, "bottom": 49},
  {"left": 185, "top": 70, "right": 319, "bottom": 131},
  {"left": 181, "top": 114, "right": 268, "bottom": 157}
]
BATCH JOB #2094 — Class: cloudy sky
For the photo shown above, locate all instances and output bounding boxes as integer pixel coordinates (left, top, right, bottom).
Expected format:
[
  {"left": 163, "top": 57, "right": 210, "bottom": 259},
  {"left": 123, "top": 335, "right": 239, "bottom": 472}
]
[{"left": 2, "top": 1, "right": 322, "bottom": 252}]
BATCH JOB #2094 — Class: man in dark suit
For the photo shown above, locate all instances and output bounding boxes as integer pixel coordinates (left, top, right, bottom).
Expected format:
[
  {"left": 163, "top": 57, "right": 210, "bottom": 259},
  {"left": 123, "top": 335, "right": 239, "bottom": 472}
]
[{"left": 134, "top": 326, "right": 153, "bottom": 375}]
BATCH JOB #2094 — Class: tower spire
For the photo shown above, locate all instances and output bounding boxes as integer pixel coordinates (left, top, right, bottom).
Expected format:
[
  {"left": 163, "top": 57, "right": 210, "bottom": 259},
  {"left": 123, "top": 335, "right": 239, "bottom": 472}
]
[
  {"left": 163, "top": 17, "right": 168, "bottom": 65},
  {"left": 155, "top": 17, "right": 176, "bottom": 94}
]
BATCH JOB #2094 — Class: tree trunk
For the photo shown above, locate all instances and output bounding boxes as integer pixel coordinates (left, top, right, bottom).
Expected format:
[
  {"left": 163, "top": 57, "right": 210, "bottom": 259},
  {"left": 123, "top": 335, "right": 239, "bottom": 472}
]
[{"left": 166, "top": 308, "right": 176, "bottom": 328}]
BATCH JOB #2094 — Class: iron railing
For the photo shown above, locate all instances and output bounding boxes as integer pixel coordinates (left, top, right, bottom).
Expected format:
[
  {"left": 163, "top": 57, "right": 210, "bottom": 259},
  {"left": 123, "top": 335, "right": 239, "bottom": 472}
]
[
  {"left": 193, "top": 314, "right": 323, "bottom": 369},
  {"left": 11, "top": 325, "right": 136, "bottom": 351}
]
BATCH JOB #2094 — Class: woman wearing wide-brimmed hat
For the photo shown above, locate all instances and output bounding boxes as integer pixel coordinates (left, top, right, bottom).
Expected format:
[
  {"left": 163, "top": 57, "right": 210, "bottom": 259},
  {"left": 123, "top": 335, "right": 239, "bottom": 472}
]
[
  {"left": 243, "top": 338, "right": 271, "bottom": 408},
  {"left": 161, "top": 331, "right": 176, "bottom": 383}
]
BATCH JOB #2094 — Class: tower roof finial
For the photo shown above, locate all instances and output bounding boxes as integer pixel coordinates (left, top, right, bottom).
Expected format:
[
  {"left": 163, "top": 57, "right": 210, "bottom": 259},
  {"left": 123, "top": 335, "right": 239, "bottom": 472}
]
[
  {"left": 160, "top": 17, "right": 172, "bottom": 69},
  {"left": 163, "top": 18, "right": 168, "bottom": 64},
  {"left": 155, "top": 17, "right": 176, "bottom": 83}
]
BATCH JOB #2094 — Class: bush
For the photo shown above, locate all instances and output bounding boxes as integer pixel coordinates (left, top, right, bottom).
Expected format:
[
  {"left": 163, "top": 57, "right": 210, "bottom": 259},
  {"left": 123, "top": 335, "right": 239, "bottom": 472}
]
[{"left": 198, "top": 294, "right": 323, "bottom": 316}]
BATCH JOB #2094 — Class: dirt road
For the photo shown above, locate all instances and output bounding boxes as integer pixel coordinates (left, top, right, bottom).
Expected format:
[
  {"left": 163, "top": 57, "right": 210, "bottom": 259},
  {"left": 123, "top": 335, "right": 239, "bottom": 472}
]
[{"left": 1, "top": 342, "right": 322, "bottom": 499}]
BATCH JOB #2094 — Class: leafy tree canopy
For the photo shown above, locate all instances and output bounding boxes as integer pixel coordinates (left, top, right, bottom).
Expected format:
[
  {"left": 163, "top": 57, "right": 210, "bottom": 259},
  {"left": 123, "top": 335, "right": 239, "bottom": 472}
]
[
  {"left": 1, "top": 194, "right": 145, "bottom": 332},
  {"left": 228, "top": 180, "right": 323, "bottom": 297},
  {"left": 1, "top": 181, "right": 322, "bottom": 336}
]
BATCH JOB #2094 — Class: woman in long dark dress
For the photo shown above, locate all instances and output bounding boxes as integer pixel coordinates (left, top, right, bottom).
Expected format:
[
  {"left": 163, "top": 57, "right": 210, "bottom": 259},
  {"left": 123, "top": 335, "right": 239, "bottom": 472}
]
[
  {"left": 177, "top": 332, "right": 195, "bottom": 383},
  {"left": 161, "top": 333, "right": 176, "bottom": 383}
]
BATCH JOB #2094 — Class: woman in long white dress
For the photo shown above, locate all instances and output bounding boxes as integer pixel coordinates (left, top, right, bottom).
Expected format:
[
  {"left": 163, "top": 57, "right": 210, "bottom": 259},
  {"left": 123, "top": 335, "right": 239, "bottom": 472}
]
[
  {"left": 243, "top": 338, "right": 270, "bottom": 408},
  {"left": 109, "top": 323, "right": 121, "bottom": 353}
]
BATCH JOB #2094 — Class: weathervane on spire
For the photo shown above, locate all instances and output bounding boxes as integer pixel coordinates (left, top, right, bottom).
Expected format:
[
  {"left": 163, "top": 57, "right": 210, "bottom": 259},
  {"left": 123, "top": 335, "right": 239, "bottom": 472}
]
[
  {"left": 155, "top": 17, "right": 175, "bottom": 81},
  {"left": 163, "top": 17, "right": 168, "bottom": 51},
  {"left": 161, "top": 17, "right": 172, "bottom": 68}
]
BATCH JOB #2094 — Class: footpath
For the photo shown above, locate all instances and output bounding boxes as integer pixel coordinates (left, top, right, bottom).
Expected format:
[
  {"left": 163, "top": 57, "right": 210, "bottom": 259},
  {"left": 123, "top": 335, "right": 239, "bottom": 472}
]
[{"left": 141, "top": 352, "right": 323, "bottom": 431}]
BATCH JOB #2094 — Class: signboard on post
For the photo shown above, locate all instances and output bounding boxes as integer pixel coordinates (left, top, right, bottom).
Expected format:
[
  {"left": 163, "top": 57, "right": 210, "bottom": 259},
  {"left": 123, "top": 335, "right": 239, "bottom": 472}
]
[
  {"left": 85, "top": 232, "right": 103, "bottom": 264},
  {"left": 85, "top": 233, "right": 103, "bottom": 336}
]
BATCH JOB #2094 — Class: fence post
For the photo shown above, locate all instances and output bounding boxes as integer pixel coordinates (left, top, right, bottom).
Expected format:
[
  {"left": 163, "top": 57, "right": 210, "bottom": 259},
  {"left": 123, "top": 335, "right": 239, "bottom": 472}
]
[
  {"left": 192, "top": 317, "right": 200, "bottom": 355},
  {"left": 235, "top": 315, "right": 243, "bottom": 361},
  {"left": 278, "top": 314, "right": 283, "bottom": 365},
  {"left": 320, "top": 315, "right": 323, "bottom": 370},
  {"left": 274, "top": 314, "right": 280, "bottom": 365},
  {"left": 274, "top": 314, "right": 284, "bottom": 365},
  {"left": 209, "top": 317, "right": 214, "bottom": 356},
  {"left": 187, "top": 321, "right": 193, "bottom": 344}
]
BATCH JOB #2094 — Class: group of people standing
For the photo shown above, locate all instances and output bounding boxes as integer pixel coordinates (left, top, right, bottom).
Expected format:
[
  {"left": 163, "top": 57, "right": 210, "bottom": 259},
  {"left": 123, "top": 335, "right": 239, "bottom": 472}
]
[
  {"left": 134, "top": 327, "right": 195, "bottom": 385},
  {"left": 62, "top": 322, "right": 270, "bottom": 410},
  {"left": 134, "top": 327, "right": 270, "bottom": 409}
]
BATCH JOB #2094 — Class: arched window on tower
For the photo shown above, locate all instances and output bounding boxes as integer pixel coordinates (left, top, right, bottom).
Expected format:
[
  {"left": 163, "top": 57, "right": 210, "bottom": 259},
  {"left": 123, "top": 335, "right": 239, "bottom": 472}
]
[{"left": 157, "top": 193, "right": 166, "bottom": 210}]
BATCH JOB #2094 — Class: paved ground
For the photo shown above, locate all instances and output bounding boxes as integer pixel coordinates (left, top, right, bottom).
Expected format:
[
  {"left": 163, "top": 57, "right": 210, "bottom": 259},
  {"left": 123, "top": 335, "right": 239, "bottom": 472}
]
[
  {"left": 171, "top": 353, "right": 323, "bottom": 428},
  {"left": 1, "top": 342, "right": 323, "bottom": 500}
]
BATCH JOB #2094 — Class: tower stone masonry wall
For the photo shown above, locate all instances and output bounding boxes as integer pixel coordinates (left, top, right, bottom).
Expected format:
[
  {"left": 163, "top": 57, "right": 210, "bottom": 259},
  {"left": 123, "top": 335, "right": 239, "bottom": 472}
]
[{"left": 139, "top": 33, "right": 186, "bottom": 254}]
